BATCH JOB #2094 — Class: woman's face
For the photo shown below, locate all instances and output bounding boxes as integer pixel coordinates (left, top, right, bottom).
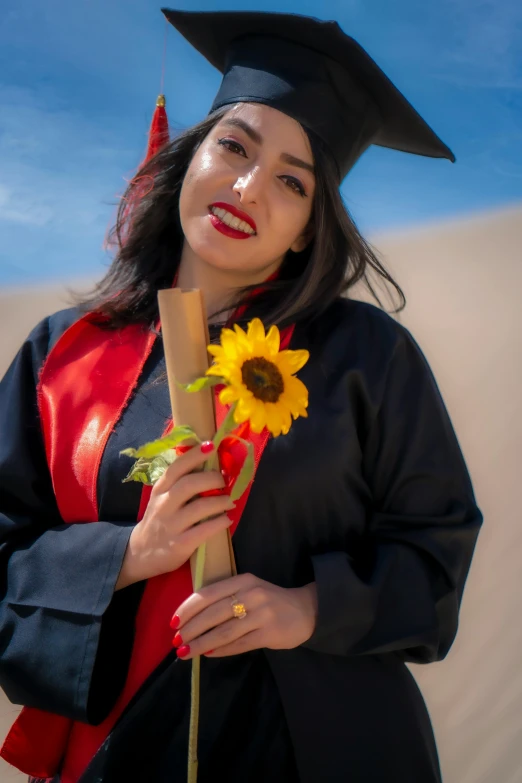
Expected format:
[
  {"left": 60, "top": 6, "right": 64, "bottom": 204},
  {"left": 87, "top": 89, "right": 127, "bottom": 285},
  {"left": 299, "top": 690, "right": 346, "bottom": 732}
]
[{"left": 178, "top": 102, "right": 316, "bottom": 281}]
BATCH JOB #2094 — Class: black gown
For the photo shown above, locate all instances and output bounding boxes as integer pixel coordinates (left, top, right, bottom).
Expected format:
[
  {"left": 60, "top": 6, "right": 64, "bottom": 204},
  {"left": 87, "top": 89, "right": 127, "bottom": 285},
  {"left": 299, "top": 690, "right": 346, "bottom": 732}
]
[{"left": 0, "top": 297, "right": 483, "bottom": 782}]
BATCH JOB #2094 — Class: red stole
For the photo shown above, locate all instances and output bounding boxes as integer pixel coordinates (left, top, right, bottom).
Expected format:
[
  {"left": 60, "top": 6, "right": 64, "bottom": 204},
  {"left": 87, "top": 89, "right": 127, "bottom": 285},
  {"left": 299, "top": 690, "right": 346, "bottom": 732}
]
[{"left": 0, "top": 312, "right": 294, "bottom": 781}]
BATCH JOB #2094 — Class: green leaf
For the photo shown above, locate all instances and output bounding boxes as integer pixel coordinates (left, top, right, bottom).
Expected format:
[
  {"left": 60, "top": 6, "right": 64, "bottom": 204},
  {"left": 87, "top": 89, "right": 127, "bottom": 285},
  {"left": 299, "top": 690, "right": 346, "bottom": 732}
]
[
  {"left": 177, "top": 375, "right": 226, "bottom": 393},
  {"left": 229, "top": 439, "right": 254, "bottom": 501},
  {"left": 119, "top": 426, "right": 200, "bottom": 460},
  {"left": 213, "top": 403, "right": 238, "bottom": 450},
  {"left": 121, "top": 449, "right": 179, "bottom": 486},
  {"left": 161, "top": 448, "right": 179, "bottom": 466},
  {"left": 122, "top": 459, "right": 154, "bottom": 485},
  {"left": 120, "top": 447, "right": 138, "bottom": 458},
  {"left": 149, "top": 456, "right": 171, "bottom": 484}
]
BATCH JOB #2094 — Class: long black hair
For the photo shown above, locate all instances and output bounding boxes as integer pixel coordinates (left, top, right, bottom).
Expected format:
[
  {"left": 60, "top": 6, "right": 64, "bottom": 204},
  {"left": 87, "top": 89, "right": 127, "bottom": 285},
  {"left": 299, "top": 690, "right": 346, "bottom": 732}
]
[{"left": 74, "top": 104, "right": 405, "bottom": 330}]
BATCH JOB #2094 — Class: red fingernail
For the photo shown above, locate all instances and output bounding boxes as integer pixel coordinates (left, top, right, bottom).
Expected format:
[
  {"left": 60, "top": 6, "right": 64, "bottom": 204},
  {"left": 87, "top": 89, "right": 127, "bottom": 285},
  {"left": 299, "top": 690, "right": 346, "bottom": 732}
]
[
  {"left": 177, "top": 644, "right": 191, "bottom": 658},
  {"left": 200, "top": 441, "right": 214, "bottom": 454},
  {"left": 172, "top": 633, "right": 183, "bottom": 648},
  {"left": 170, "top": 614, "right": 180, "bottom": 630}
]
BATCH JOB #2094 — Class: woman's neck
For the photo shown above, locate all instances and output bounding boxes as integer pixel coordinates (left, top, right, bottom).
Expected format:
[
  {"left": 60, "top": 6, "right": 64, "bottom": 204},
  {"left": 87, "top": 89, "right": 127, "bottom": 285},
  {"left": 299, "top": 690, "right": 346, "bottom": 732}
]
[
  {"left": 176, "top": 256, "right": 236, "bottom": 325},
  {"left": 177, "top": 242, "right": 280, "bottom": 325}
]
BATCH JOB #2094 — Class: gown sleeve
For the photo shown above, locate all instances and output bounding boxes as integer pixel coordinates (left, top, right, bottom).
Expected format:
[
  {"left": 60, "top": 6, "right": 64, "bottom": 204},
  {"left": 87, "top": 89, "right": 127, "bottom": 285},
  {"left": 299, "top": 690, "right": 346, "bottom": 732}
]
[
  {"left": 0, "top": 316, "right": 141, "bottom": 724},
  {"left": 303, "top": 320, "right": 483, "bottom": 663}
]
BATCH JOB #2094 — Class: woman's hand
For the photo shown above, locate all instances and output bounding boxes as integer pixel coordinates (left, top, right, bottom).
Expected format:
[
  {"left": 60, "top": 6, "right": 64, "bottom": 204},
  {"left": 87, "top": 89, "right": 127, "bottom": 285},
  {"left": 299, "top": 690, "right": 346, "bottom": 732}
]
[
  {"left": 116, "top": 442, "right": 235, "bottom": 590},
  {"left": 170, "top": 573, "right": 318, "bottom": 659}
]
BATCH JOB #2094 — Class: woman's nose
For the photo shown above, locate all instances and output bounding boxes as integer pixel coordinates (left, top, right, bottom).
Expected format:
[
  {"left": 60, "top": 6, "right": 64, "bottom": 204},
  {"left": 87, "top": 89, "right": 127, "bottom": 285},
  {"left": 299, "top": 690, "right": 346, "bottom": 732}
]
[{"left": 233, "top": 166, "right": 265, "bottom": 204}]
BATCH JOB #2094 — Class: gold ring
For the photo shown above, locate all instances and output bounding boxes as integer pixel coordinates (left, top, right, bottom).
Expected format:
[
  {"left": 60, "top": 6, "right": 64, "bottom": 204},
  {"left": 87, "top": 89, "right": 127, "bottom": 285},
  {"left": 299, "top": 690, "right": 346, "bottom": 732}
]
[{"left": 230, "top": 594, "right": 247, "bottom": 620}]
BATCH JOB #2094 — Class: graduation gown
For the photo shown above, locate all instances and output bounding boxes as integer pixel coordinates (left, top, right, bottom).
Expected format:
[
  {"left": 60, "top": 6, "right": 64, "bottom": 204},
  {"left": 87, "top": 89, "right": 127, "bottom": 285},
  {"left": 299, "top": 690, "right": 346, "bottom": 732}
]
[{"left": 0, "top": 297, "right": 483, "bottom": 782}]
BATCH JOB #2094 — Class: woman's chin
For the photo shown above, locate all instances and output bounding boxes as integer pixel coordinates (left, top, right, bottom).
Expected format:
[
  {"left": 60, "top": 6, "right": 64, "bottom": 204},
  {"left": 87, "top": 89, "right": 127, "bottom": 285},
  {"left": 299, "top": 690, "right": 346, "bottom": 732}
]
[
  {"left": 202, "top": 254, "right": 255, "bottom": 275},
  {"left": 187, "top": 236, "right": 254, "bottom": 274},
  {"left": 183, "top": 223, "right": 279, "bottom": 278}
]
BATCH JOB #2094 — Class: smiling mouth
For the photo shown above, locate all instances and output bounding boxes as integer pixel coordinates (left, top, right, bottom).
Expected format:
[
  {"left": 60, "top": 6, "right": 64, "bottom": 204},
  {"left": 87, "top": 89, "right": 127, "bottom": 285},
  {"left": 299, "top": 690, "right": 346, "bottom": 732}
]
[{"left": 208, "top": 205, "right": 257, "bottom": 236}]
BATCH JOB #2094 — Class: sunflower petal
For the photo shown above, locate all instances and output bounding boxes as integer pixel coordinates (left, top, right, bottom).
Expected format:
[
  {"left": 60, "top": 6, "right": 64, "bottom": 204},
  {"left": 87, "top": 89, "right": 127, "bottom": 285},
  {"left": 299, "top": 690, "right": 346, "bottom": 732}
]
[
  {"left": 219, "top": 386, "right": 240, "bottom": 405},
  {"left": 264, "top": 403, "right": 283, "bottom": 437},
  {"left": 277, "top": 349, "right": 310, "bottom": 374},
  {"left": 233, "top": 323, "right": 251, "bottom": 352},
  {"left": 249, "top": 398, "right": 267, "bottom": 433},
  {"left": 265, "top": 324, "right": 280, "bottom": 356},
  {"left": 206, "top": 363, "right": 230, "bottom": 379},
  {"left": 279, "top": 404, "right": 292, "bottom": 435},
  {"left": 280, "top": 393, "right": 307, "bottom": 419},
  {"left": 230, "top": 380, "right": 253, "bottom": 399},
  {"left": 235, "top": 396, "right": 256, "bottom": 424},
  {"left": 207, "top": 344, "right": 225, "bottom": 359},
  {"left": 227, "top": 366, "right": 244, "bottom": 386},
  {"left": 284, "top": 375, "right": 309, "bottom": 407},
  {"left": 220, "top": 329, "right": 240, "bottom": 360},
  {"left": 233, "top": 407, "right": 249, "bottom": 425},
  {"left": 247, "top": 318, "right": 265, "bottom": 345}
]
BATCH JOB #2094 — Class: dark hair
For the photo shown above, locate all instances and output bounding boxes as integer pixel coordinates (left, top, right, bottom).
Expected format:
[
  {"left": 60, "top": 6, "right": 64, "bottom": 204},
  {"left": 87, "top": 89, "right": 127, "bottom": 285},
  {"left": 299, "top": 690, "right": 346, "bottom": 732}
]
[{"left": 73, "top": 104, "right": 405, "bottom": 330}]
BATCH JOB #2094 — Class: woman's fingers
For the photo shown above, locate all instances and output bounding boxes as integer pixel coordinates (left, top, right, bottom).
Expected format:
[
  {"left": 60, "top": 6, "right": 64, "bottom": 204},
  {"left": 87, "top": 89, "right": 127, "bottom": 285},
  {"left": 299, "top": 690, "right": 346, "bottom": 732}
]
[
  {"left": 177, "top": 494, "right": 235, "bottom": 531},
  {"left": 176, "top": 573, "right": 258, "bottom": 623},
  {"left": 175, "top": 593, "right": 250, "bottom": 646},
  {"left": 154, "top": 442, "right": 217, "bottom": 493},
  {"left": 172, "top": 576, "right": 265, "bottom": 658},
  {"left": 203, "top": 630, "right": 264, "bottom": 658},
  {"left": 171, "top": 580, "right": 318, "bottom": 658},
  {"left": 181, "top": 513, "right": 233, "bottom": 551},
  {"left": 172, "top": 469, "right": 225, "bottom": 507},
  {"left": 175, "top": 615, "right": 258, "bottom": 660}
]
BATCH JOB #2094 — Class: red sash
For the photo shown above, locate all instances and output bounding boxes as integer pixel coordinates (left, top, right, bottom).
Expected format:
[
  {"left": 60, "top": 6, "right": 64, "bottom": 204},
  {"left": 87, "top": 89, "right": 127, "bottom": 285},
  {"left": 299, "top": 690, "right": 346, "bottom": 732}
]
[{"left": 0, "top": 312, "right": 294, "bottom": 781}]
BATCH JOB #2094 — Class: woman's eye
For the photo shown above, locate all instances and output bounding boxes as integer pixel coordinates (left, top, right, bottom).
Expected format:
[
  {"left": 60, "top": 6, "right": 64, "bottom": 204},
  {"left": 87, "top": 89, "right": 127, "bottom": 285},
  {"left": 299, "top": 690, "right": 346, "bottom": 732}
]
[
  {"left": 218, "top": 138, "right": 307, "bottom": 197},
  {"left": 217, "top": 138, "right": 246, "bottom": 156},
  {"left": 281, "top": 177, "right": 307, "bottom": 198}
]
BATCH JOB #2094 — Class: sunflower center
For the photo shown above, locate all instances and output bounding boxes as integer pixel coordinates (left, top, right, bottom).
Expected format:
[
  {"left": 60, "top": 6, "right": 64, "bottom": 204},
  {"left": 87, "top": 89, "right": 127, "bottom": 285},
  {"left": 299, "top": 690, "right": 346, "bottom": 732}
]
[{"left": 241, "top": 357, "right": 284, "bottom": 403}]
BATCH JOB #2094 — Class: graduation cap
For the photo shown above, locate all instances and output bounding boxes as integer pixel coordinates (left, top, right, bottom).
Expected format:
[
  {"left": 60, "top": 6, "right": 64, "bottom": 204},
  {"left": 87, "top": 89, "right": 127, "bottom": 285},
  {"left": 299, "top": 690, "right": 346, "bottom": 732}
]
[{"left": 161, "top": 8, "right": 455, "bottom": 181}]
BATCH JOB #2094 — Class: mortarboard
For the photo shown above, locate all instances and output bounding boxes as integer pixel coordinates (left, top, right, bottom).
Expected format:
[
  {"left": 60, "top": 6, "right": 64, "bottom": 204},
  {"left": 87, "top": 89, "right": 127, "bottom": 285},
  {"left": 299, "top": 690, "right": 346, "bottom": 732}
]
[{"left": 162, "top": 8, "right": 455, "bottom": 181}]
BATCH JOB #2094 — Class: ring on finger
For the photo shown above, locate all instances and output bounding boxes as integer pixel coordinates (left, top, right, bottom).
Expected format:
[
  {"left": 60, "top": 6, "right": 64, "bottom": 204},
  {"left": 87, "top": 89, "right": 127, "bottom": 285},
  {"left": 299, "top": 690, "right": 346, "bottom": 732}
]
[{"left": 230, "top": 593, "right": 247, "bottom": 620}]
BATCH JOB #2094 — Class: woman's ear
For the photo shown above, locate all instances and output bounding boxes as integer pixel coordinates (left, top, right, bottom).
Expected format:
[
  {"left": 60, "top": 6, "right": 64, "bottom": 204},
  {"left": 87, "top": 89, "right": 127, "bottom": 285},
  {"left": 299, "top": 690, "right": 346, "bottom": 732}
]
[{"left": 290, "top": 221, "right": 315, "bottom": 253}]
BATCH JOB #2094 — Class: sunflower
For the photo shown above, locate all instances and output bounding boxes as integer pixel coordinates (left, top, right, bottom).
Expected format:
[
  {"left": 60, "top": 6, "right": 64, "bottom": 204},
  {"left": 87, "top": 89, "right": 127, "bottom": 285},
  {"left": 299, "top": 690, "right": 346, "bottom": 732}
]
[{"left": 206, "top": 318, "right": 309, "bottom": 437}]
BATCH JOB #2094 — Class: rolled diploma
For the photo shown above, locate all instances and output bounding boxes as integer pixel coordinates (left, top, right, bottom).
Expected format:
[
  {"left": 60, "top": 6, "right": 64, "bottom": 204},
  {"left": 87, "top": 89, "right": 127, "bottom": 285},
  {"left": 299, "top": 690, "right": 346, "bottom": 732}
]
[{"left": 157, "top": 287, "right": 236, "bottom": 587}]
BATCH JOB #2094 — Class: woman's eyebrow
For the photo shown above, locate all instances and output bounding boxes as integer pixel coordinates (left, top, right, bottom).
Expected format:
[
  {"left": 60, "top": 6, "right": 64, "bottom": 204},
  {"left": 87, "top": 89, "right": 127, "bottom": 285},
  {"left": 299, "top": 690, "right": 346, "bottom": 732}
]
[{"left": 220, "top": 117, "right": 315, "bottom": 175}]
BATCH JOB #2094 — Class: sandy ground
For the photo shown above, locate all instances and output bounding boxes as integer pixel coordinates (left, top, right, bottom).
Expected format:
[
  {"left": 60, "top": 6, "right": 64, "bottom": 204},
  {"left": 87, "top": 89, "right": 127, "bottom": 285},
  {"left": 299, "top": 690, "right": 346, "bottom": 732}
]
[{"left": 0, "top": 203, "right": 521, "bottom": 782}]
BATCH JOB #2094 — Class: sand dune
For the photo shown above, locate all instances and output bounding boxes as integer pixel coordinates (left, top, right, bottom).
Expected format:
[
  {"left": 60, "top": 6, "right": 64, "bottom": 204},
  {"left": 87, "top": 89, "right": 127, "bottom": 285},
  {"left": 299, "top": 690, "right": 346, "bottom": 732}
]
[{"left": 1, "top": 203, "right": 521, "bottom": 782}]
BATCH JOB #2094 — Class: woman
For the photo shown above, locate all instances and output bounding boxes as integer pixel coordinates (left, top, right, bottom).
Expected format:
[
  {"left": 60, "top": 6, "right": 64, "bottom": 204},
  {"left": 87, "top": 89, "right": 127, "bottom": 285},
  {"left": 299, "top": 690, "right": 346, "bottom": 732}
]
[{"left": 0, "top": 8, "right": 482, "bottom": 783}]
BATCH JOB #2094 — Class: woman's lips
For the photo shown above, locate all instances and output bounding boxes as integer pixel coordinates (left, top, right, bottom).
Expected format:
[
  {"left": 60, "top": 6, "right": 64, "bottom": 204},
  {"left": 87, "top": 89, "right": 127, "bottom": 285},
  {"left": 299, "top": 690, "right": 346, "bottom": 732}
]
[
  {"left": 211, "top": 202, "right": 257, "bottom": 232},
  {"left": 208, "top": 212, "right": 254, "bottom": 240}
]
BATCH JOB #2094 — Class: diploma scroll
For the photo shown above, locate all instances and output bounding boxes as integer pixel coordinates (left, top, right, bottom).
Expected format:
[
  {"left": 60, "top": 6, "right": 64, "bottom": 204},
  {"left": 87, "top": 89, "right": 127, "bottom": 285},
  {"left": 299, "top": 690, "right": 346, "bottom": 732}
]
[{"left": 157, "top": 287, "right": 236, "bottom": 587}]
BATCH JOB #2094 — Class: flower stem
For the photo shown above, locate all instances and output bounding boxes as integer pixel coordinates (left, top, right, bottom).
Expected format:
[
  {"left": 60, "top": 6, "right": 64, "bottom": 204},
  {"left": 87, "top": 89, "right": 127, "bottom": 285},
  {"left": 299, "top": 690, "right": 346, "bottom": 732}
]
[
  {"left": 187, "top": 404, "right": 236, "bottom": 783},
  {"left": 187, "top": 654, "right": 200, "bottom": 783},
  {"left": 187, "top": 539, "right": 206, "bottom": 783}
]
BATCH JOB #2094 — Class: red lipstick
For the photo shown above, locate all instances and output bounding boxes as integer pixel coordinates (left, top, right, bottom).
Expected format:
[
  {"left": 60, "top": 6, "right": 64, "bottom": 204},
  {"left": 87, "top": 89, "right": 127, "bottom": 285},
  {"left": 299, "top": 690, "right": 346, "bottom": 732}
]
[
  {"left": 208, "top": 214, "right": 251, "bottom": 240},
  {"left": 210, "top": 202, "right": 257, "bottom": 232}
]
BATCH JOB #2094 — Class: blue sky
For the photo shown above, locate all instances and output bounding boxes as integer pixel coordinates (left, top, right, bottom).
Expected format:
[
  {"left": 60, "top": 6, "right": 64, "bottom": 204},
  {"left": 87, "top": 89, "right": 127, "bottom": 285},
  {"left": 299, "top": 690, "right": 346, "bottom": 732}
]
[{"left": 1, "top": 0, "right": 521, "bottom": 285}]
